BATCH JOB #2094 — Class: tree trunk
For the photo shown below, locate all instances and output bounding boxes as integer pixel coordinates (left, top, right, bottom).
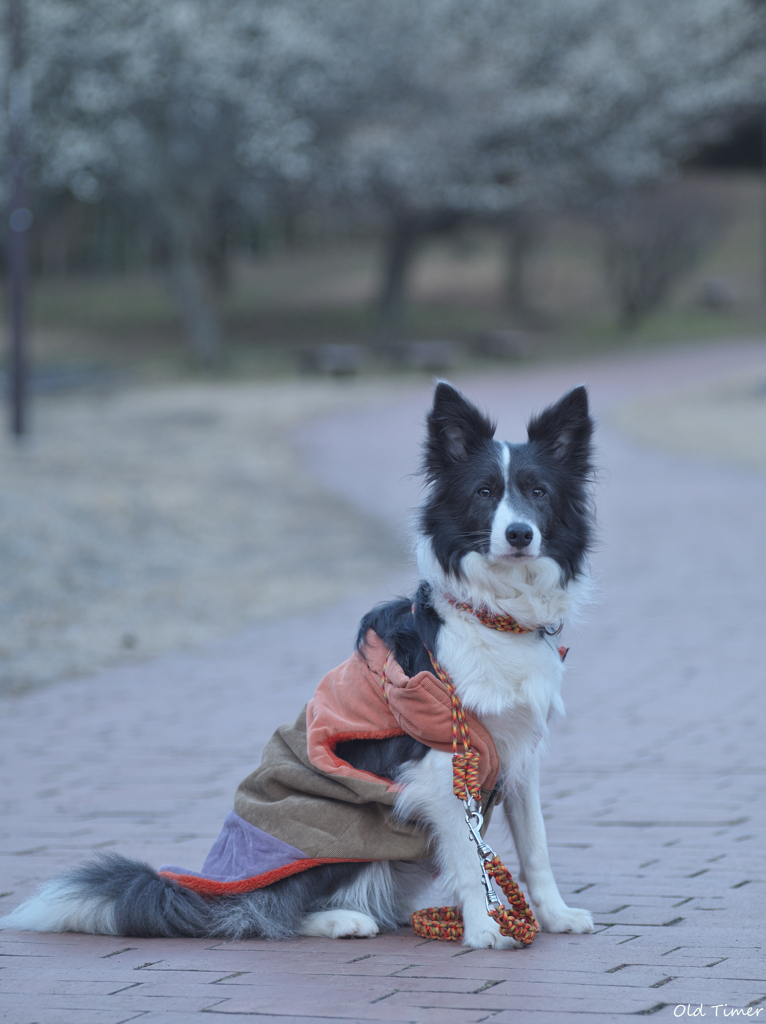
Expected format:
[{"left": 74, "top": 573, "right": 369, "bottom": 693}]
[
  {"left": 206, "top": 218, "right": 230, "bottom": 299},
  {"left": 376, "top": 210, "right": 461, "bottom": 345},
  {"left": 378, "top": 217, "right": 418, "bottom": 344},
  {"left": 165, "top": 207, "right": 225, "bottom": 367},
  {"left": 7, "top": 0, "right": 30, "bottom": 437},
  {"left": 762, "top": 110, "right": 766, "bottom": 300},
  {"left": 169, "top": 255, "right": 224, "bottom": 367},
  {"left": 504, "top": 214, "right": 536, "bottom": 314}
]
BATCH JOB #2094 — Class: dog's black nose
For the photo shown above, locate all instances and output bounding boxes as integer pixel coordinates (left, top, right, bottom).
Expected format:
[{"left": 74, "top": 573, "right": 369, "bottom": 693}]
[{"left": 506, "top": 522, "right": 534, "bottom": 548}]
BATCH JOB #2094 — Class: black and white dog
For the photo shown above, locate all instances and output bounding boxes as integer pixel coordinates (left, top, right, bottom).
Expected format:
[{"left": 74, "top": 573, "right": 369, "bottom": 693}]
[{"left": 2, "top": 382, "right": 595, "bottom": 949}]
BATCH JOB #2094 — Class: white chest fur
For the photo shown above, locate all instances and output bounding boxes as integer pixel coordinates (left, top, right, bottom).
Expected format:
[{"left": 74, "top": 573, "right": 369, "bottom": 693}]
[
  {"left": 419, "top": 541, "right": 590, "bottom": 788},
  {"left": 433, "top": 598, "right": 565, "bottom": 785}
]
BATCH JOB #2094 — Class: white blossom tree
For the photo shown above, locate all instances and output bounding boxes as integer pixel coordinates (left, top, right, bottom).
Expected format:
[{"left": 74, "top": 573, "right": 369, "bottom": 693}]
[
  {"left": 4, "top": 0, "right": 766, "bottom": 353},
  {"left": 321, "top": 0, "right": 766, "bottom": 336},
  {"left": 16, "top": 0, "right": 334, "bottom": 362}
]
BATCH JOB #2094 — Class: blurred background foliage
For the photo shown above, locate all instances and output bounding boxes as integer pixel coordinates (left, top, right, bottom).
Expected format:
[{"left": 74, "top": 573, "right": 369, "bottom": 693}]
[{"left": 2, "top": 0, "right": 766, "bottom": 381}]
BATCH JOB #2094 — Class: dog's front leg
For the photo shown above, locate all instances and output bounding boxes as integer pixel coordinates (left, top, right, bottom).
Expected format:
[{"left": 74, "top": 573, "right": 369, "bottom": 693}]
[
  {"left": 398, "top": 749, "right": 521, "bottom": 949},
  {"left": 503, "top": 757, "right": 593, "bottom": 933}
]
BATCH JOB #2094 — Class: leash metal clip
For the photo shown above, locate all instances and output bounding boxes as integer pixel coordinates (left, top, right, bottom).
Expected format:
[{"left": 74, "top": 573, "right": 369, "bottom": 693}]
[
  {"left": 479, "top": 862, "right": 502, "bottom": 912},
  {"left": 542, "top": 620, "right": 564, "bottom": 637},
  {"left": 463, "top": 801, "right": 502, "bottom": 912}
]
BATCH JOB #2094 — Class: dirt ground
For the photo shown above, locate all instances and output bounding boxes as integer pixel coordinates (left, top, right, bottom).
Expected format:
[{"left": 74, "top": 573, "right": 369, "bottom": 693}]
[
  {"left": 2, "top": 348, "right": 765, "bottom": 696},
  {"left": 0, "top": 378, "right": 416, "bottom": 695}
]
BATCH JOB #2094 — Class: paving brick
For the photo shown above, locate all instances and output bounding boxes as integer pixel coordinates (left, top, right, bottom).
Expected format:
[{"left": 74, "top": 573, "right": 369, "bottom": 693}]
[
  {"left": 0, "top": 978, "right": 139, "bottom": 996},
  {"left": 206, "top": 994, "right": 498, "bottom": 1022},
  {"left": 0, "top": 1009, "right": 147, "bottom": 1024},
  {"left": 383, "top": 984, "right": 674, "bottom": 1012},
  {"left": 490, "top": 1013, "right": 653, "bottom": 1023},
  {"left": 136, "top": 1016, "right": 334, "bottom": 1024},
  {"left": 0, "top": 991, "right": 227, "bottom": 1013},
  {"left": 138, "top": 1016, "right": 364, "bottom": 1024}
]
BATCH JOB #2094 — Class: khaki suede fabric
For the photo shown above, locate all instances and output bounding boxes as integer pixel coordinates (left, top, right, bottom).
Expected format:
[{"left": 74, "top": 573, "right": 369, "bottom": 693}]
[{"left": 235, "top": 709, "right": 434, "bottom": 860}]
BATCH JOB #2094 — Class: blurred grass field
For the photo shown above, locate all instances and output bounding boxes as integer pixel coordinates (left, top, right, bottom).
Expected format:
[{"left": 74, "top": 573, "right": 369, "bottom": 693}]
[{"left": 17, "top": 172, "right": 766, "bottom": 380}]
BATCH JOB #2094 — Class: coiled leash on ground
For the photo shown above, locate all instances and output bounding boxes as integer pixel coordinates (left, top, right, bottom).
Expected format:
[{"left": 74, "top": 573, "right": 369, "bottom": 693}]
[{"left": 408, "top": 637, "right": 540, "bottom": 946}]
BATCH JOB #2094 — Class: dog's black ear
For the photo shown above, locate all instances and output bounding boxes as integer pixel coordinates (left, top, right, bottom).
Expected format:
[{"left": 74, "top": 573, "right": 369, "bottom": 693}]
[
  {"left": 526, "top": 385, "right": 594, "bottom": 470},
  {"left": 424, "top": 382, "right": 496, "bottom": 479}
]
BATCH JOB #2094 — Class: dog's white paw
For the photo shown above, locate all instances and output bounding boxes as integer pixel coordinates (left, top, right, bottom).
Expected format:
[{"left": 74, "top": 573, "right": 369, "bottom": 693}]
[
  {"left": 535, "top": 903, "right": 593, "bottom": 934},
  {"left": 462, "top": 905, "right": 523, "bottom": 949},
  {"left": 298, "top": 910, "right": 379, "bottom": 939},
  {"left": 463, "top": 924, "right": 523, "bottom": 950}
]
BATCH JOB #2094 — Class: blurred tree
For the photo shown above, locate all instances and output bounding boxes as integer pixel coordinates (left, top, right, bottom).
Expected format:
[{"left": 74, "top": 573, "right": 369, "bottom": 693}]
[
  {"left": 599, "top": 182, "right": 729, "bottom": 329},
  {"left": 16, "top": 0, "right": 327, "bottom": 363},
  {"left": 6, "top": 0, "right": 31, "bottom": 436},
  {"left": 2, "top": 0, "right": 766, "bottom": 357},
  {"left": 502, "top": 212, "right": 540, "bottom": 318},
  {"left": 318, "top": 0, "right": 766, "bottom": 338}
]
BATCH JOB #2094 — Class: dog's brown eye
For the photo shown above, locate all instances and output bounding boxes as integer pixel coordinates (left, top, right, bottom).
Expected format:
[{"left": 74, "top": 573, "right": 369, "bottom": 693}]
[
  {"left": 477, "top": 487, "right": 491, "bottom": 498},
  {"left": 532, "top": 487, "right": 546, "bottom": 498}
]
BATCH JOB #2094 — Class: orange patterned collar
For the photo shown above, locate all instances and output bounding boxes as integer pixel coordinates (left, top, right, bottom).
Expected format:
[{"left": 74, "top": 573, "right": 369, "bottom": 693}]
[{"left": 442, "top": 592, "right": 562, "bottom": 637}]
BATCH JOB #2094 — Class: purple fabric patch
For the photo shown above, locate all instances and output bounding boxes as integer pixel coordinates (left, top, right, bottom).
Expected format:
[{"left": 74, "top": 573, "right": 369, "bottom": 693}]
[{"left": 160, "top": 810, "right": 308, "bottom": 883}]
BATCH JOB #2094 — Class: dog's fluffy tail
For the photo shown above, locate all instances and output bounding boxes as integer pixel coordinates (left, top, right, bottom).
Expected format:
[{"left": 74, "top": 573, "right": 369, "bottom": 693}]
[
  {"left": 0, "top": 855, "right": 211, "bottom": 938},
  {"left": 0, "top": 854, "right": 383, "bottom": 940}
]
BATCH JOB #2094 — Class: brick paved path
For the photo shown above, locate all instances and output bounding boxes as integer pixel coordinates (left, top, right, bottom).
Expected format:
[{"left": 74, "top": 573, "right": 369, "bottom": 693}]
[{"left": 2, "top": 343, "right": 766, "bottom": 1023}]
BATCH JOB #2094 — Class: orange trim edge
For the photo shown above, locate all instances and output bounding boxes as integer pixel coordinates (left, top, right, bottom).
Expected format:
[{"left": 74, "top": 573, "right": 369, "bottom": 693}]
[{"left": 159, "top": 858, "right": 371, "bottom": 897}]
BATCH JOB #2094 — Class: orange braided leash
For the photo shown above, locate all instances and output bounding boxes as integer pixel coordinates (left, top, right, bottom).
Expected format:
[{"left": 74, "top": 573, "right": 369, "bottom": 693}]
[
  {"left": 483, "top": 857, "right": 539, "bottom": 945},
  {"left": 426, "top": 649, "right": 481, "bottom": 802},
  {"left": 411, "top": 905, "right": 464, "bottom": 942},
  {"left": 409, "top": 647, "right": 539, "bottom": 946},
  {"left": 411, "top": 856, "right": 538, "bottom": 944}
]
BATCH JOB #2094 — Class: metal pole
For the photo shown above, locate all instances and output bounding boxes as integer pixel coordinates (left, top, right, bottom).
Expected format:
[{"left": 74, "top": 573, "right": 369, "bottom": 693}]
[
  {"left": 763, "top": 108, "right": 766, "bottom": 302},
  {"left": 7, "top": 0, "right": 30, "bottom": 438}
]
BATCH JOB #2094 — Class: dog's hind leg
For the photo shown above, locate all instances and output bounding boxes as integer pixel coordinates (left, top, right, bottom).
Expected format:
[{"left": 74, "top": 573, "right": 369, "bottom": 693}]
[
  {"left": 298, "top": 859, "right": 426, "bottom": 938},
  {"left": 298, "top": 909, "right": 379, "bottom": 938},
  {"left": 210, "top": 861, "right": 374, "bottom": 940}
]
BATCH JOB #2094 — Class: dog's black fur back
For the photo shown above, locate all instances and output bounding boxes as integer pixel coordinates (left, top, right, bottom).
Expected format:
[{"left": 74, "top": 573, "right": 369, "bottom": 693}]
[
  {"left": 336, "top": 582, "right": 446, "bottom": 778},
  {"left": 356, "top": 582, "right": 441, "bottom": 677}
]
